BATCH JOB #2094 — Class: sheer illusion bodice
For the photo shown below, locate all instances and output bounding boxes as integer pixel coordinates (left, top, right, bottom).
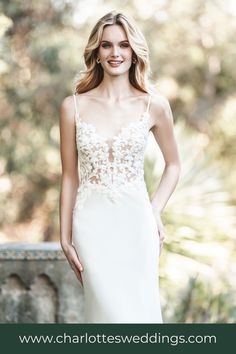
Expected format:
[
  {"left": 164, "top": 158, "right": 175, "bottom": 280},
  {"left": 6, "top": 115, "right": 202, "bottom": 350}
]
[{"left": 73, "top": 94, "right": 151, "bottom": 210}]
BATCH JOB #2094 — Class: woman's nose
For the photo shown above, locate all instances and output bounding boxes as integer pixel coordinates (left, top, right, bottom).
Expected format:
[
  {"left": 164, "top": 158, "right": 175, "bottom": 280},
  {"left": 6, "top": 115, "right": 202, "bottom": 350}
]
[{"left": 111, "top": 46, "right": 119, "bottom": 56}]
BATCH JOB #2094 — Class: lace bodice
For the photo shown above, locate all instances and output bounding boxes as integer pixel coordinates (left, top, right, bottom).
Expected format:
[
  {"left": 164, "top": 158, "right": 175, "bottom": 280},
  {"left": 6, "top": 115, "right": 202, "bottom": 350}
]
[{"left": 73, "top": 94, "right": 151, "bottom": 211}]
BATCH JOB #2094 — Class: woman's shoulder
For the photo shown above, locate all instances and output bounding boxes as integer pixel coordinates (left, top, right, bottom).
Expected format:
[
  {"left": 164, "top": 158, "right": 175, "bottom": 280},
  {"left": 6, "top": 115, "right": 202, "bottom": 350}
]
[
  {"left": 60, "top": 95, "right": 76, "bottom": 125},
  {"left": 149, "top": 89, "right": 173, "bottom": 125},
  {"left": 62, "top": 92, "right": 92, "bottom": 106},
  {"left": 61, "top": 94, "right": 75, "bottom": 108},
  {"left": 150, "top": 88, "right": 172, "bottom": 112},
  {"left": 150, "top": 89, "right": 170, "bottom": 107}
]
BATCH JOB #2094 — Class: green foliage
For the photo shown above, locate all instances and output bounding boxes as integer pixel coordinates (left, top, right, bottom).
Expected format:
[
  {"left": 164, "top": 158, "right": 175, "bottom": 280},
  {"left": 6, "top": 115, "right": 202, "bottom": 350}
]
[{"left": 167, "top": 275, "right": 236, "bottom": 323}]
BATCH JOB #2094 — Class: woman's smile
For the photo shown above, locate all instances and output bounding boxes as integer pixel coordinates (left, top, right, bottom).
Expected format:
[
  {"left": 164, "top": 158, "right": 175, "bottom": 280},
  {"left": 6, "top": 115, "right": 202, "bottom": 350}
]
[{"left": 107, "top": 60, "right": 124, "bottom": 67}]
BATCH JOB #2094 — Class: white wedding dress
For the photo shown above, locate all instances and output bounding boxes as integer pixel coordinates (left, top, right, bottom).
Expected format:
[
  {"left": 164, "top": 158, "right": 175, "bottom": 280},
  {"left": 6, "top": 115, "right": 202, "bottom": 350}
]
[{"left": 72, "top": 93, "right": 163, "bottom": 323}]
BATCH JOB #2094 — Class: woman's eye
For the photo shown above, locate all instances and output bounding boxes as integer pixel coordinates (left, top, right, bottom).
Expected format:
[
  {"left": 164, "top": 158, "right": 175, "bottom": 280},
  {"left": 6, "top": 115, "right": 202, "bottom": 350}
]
[{"left": 101, "top": 43, "right": 130, "bottom": 48}]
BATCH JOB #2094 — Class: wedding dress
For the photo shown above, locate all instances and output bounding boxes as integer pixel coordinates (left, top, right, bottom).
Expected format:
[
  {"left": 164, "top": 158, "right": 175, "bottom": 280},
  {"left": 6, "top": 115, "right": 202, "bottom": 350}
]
[{"left": 72, "top": 93, "right": 163, "bottom": 323}]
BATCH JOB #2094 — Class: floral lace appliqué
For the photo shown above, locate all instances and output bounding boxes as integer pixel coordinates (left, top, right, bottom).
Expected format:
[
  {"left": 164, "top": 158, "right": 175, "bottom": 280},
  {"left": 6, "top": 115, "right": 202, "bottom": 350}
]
[{"left": 73, "top": 112, "right": 150, "bottom": 212}]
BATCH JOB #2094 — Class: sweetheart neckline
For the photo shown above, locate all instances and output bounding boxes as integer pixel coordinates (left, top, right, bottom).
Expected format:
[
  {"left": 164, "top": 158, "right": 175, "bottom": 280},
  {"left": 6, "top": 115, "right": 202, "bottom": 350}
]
[{"left": 75, "top": 111, "right": 150, "bottom": 149}]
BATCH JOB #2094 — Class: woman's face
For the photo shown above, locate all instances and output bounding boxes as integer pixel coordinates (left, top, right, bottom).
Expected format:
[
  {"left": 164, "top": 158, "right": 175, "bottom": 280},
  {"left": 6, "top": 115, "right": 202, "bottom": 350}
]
[{"left": 97, "top": 24, "right": 133, "bottom": 77}]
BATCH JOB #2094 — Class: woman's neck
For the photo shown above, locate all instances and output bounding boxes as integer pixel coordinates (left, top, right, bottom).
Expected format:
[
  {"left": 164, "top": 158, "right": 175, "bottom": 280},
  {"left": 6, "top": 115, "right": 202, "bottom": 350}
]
[{"left": 95, "top": 73, "right": 138, "bottom": 100}]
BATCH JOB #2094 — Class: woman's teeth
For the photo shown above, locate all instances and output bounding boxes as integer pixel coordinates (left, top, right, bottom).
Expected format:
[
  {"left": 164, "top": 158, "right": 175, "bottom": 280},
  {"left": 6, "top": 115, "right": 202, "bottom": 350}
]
[{"left": 108, "top": 61, "right": 123, "bottom": 66}]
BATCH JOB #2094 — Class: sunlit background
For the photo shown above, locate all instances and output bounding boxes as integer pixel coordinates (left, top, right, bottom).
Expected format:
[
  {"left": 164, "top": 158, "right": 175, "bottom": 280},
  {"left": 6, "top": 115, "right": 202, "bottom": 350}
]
[{"left": 0, "top": 0, "right": 236, "bottom": 323}]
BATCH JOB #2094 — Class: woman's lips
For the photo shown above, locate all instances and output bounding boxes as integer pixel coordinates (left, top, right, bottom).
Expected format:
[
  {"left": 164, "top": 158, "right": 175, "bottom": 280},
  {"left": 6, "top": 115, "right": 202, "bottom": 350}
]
[{"left": 107, "top": 60, "right": 123, "bottom": 67}]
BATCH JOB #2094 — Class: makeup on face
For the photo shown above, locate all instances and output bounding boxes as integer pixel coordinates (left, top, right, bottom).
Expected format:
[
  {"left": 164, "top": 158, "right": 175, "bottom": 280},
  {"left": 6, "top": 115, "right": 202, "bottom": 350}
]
[
  {"left": 98, "top": 25, "right": 133, "bottom": 74},
  {"left": 101, "top": 40, "right": 130, "bottom": 66},
  {"left": 100, "top": 41, "right": 132, "bottom": 68}
]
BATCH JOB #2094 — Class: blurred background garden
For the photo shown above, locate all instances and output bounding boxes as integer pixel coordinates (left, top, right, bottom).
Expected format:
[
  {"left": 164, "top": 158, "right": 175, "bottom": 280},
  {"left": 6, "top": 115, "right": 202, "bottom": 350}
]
[{"left": 0, "top": 0, "right": 236, "bottom": 323}]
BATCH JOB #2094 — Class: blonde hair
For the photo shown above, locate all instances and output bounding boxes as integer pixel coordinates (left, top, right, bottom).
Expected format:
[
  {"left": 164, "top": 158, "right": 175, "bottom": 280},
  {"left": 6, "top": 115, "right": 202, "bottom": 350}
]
[{"left": 75, "top": 10, "right": 154, "bottom": 94}]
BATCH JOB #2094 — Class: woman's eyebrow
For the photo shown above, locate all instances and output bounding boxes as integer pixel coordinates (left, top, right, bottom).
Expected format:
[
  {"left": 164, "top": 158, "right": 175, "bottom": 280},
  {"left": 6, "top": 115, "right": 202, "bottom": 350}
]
[{"left": 101, "top": 40, "right": 129, "bottom": 43}]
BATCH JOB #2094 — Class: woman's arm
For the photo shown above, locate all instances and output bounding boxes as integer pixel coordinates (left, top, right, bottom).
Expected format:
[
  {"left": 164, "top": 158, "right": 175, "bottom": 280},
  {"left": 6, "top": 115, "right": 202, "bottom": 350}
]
[
  {"left": 59, "top": 95, "right": 79, "bottom": 249},
  {"left": 59, "top": 95, "right": 83, "bottom": 285},
  {"left": 150, "top": 93, "right": 181, "bottom": 214},
  {"left": 149, "top": 93, "right": 181, "bottom": 253}
]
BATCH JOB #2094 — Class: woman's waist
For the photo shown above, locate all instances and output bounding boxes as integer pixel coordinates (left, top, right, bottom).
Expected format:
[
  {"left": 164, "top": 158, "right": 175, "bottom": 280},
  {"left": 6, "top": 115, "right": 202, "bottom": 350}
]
[
  {"left": 78, "top": 177, "right": 147, "bottom": 193},
  {"left": 77, "top": 178, "right": 148, "bottom": 203},
  {"left": 73, "top": 178, "right": 150, "bottom": 212}
]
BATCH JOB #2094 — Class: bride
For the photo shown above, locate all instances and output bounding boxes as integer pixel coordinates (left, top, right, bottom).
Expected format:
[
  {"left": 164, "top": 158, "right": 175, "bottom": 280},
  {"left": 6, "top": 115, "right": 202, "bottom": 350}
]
[{"left": 59, "top": 10, "right": 181, "bottom": 323}]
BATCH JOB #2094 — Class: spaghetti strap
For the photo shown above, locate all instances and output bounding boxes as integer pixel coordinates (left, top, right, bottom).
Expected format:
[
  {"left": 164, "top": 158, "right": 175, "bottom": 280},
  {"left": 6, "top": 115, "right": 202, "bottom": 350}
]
[
  {"left": 73, "top": 94, "right": 78, "bottom": 117},
  {"left": 146, "top": 95, "right": 151, "bottom": 113}
]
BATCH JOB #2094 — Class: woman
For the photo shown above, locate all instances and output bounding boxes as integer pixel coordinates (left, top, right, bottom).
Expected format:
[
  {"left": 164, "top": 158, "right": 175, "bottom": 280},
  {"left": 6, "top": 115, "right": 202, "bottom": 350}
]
[{"left": 59, "top": 10, "right": 181, "bottom": 323}]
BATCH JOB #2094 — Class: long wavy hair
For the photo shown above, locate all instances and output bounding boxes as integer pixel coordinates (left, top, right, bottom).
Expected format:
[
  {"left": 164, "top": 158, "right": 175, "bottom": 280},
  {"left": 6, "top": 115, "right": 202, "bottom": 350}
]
[{"left": 74, "top": 10, "right": 154, "bottom": 94}]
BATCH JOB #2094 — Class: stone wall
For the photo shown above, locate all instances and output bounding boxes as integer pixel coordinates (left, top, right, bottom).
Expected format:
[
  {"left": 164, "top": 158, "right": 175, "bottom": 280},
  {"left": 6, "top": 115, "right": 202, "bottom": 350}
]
[{"left": 0, "top": 242, "right": 85, "bottom": 323}]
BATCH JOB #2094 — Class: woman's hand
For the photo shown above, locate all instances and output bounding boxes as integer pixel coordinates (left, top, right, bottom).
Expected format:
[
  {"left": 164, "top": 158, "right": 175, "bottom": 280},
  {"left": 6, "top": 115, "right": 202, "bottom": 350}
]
[
  {"left": 152, "top": 211, "right": 166, "bottom": 256},
  {"left": 61, "top": 243, "right": 84, "bottom": 287}
]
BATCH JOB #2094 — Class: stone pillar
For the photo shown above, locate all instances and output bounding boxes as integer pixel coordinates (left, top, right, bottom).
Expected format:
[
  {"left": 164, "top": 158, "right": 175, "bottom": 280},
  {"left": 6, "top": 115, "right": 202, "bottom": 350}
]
[{"left": 0, "top": 242, "right": 85, "bottom": 323}]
